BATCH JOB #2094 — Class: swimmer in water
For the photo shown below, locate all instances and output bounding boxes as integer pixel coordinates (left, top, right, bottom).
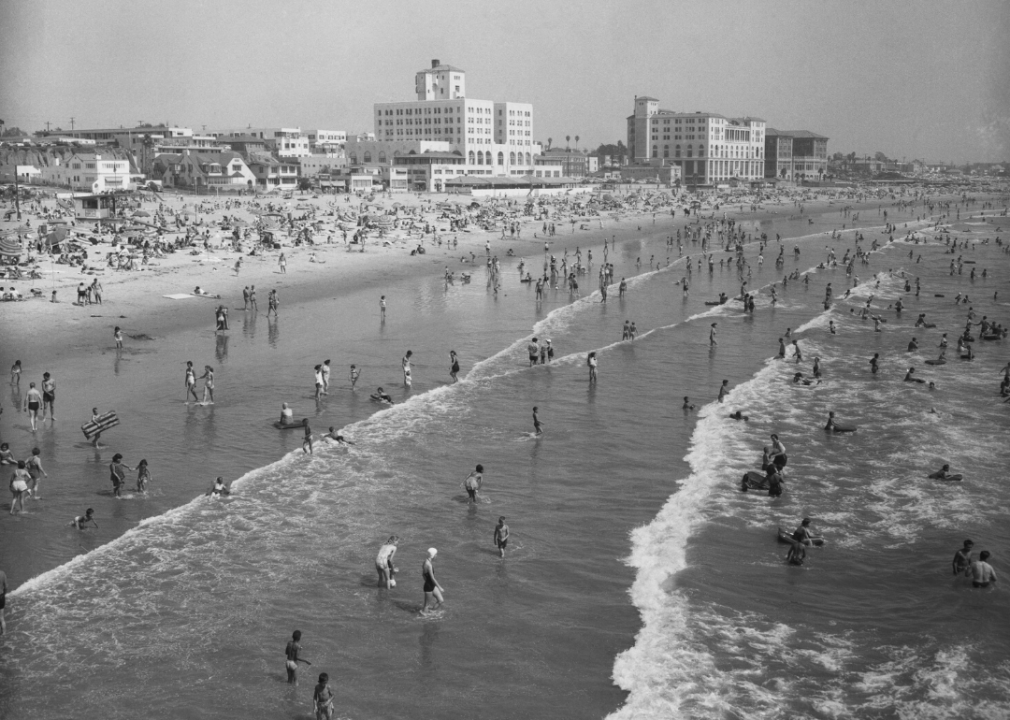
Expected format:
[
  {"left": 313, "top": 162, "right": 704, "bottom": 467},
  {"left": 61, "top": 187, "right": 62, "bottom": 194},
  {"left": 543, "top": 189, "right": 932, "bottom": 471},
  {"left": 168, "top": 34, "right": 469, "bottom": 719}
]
[
  {"left": 71, "top": 508, "right": 98, "bottom": 529},
  {"left": 952, "top": 539, "right": 974, "bottom": 576},
  {"left": 301, "top": 418, "right": 313, "bottom": 455},
  {"left": 532, "top": 407, "right": 544, "bottom": 436},
  {"left": 324, "top": 427, "right": 354, "bottom": 444},
  {"left": 728, "top": 411, "right": 749, "bottom": 421},
  {"left": 904, "top": 367, "right": 925, "bottom": 384},
  {"left": 928, "top": 463, "right": 960, "bottom": 481},
  {"left": 210, "top": 476, "right": 230, "bottom": 496},
  {"left": 682, "top": 397, "right": 696, "bottom": 410}
]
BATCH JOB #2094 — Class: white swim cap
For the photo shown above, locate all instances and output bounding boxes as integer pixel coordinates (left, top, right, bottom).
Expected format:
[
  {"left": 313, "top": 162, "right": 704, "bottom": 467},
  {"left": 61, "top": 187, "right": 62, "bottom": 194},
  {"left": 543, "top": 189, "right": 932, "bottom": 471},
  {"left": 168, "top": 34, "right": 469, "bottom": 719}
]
[{"left": 427, "top": 548, "right": 438, "bottom": 558}]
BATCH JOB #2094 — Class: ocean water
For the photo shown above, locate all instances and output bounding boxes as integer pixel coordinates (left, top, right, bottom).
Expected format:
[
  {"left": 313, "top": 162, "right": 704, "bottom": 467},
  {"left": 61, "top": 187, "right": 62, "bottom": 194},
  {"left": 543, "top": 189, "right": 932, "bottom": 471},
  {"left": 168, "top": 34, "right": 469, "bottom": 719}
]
[{"left": 1, "top": 198, "right": 1008, "bottom": 719}]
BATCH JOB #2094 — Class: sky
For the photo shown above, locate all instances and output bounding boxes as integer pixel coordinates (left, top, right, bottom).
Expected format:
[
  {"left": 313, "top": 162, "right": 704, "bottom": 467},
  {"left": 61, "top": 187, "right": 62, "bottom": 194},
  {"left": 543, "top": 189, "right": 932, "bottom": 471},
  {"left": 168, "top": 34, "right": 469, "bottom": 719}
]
[{"left": 1, "top": 0, "right": 1008, "bottom": 163}]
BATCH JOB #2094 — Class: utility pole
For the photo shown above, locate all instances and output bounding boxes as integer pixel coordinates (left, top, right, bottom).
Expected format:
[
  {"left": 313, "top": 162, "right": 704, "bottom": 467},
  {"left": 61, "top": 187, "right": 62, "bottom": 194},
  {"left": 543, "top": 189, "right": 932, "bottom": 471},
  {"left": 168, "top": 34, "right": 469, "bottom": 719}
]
[
  {"left": 70, "top": 117, "right": 76, "bottom": 131},
  {"left": 45, "top": 121, "right": 51, "bottom": 133}
]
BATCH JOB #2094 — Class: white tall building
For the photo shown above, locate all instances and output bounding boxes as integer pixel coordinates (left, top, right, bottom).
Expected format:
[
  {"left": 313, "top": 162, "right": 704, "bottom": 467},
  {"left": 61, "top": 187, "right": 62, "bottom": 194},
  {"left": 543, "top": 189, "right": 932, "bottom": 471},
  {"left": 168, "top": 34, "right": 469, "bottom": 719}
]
[
  {"left": 627, "top": 96, "right": 766, "bottom": 185},
  {"left": 373, "top": 59, "right": 536, "bottom": 178}
]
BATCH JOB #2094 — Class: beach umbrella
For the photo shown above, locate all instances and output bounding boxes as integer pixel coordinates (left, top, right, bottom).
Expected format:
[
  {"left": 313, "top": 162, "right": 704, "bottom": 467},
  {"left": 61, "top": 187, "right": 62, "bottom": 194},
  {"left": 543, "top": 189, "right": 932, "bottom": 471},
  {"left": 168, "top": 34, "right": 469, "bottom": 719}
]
[
  {"left": 133, "top": 210, "right": 151, "bottom": 218},
  {"left": 0, "top": 235, "right": 22, "bottom": 257}
]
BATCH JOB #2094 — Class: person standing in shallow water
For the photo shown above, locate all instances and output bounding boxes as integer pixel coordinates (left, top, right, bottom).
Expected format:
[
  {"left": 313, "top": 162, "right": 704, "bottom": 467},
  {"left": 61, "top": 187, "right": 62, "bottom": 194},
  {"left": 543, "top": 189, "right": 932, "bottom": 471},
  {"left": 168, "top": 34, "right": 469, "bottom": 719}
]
[
  {"left": 587, "top": 352, "right": 598, "bottom": 383},
  {"left": 285, "top": 630, "right": 311, "bottom": 684},
  {"left": 421, "top": 548, "right": 444, "bottom": 614}
]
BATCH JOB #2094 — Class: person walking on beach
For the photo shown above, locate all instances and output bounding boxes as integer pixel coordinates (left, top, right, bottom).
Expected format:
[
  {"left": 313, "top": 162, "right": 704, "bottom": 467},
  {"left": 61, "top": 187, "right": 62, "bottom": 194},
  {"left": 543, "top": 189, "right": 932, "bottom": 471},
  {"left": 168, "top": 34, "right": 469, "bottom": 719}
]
[
  {"left": 301, "top": 419, "right": 313, "bottom": 455},
  {"left": 109, "top": 453, "right": 132, "bottom": 498},
  {"left": 380, "top": 295, "right": 386, "bottom": 319},
  {"left": 710, "top": 323, "right": 718, "bottom": 346},
  {"left": 278, "top": 252, "right": 287, "bottom": 274},
  {"left": 533, "top": 406, "right": 544, "bottom": 436},
  {"left": 402, "top": 350, "right": 413, "bottom": 388},
  {"left": 10, "top": 360, "right": 21, "bottom": 387},
  {"left": 528, "top": 337, "right": 540, "bottom": 367},
  {"left": 22, "top": 382, "right": 43, "bottom": 431},
  {"left": 185, "top": 361, "right": 200, "bottom": 403},
  {"left": 285, "top": 630, "right": 311, "bottom": 684},
  {"left": 114, "top": 326, "right": 124, "bottom": 350},
  {"left": 199, "top": 365, "right": 215, "bottom": 403},
  {"left": 421, "top": 548, "right": 444, "bottom": 614},
  {"left": 449, "top": 351, "right": 460, "bottom": 383},
  {"left": 587, "top": 351, "right": 598, "bottom": 383},
  {"left": 9, "top": 461, "right": 30, "bottom": 514},
  {"left": 494, "top": 516, "right": 510, "bottom": 558},
  {"left": 267, "top": 289, "right": 279, "bottom": 317},
  {"left": 376, "top": 536, "right": 398, "bottom": 589},
  {"left": 25, "top": 447, "right": 47, "bottom": 499},
  {"left": 349, "top": 364, "right": 360, "bottom": 389}
]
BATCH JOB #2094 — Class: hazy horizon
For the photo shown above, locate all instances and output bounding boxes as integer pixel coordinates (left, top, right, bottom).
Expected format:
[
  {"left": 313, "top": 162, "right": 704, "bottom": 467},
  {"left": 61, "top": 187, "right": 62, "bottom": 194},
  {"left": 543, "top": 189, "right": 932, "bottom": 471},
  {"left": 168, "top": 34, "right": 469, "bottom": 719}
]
[{"left": 1, "top": 0, "right": 1008, "bottom": 163}]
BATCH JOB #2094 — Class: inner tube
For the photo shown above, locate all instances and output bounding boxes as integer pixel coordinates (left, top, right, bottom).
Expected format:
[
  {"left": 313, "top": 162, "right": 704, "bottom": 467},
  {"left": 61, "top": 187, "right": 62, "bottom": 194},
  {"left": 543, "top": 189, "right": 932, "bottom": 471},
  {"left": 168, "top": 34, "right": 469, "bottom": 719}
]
[
  {"left": 273, "top": 419, "right": 306, "bottom": 430},
  {"left": 777, "top": 527, "right": 825, "bottom": 546}
]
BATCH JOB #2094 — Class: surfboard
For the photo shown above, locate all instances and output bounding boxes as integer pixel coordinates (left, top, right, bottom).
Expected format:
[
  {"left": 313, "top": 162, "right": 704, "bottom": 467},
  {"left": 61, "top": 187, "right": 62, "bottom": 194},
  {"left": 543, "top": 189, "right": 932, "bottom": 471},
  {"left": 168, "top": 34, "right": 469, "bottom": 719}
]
[
  {"left": 81, "top": 411, "right": 119, "bottom": 440},
  {"left": 777, "top": 527, "right": 825, "bottom": 546},
  {"left": 929, "top": 473, "right": 963, "bottom": 482},
  {"left": 273, "top": 420, "right": 306, "bottom": 430},
  {"left": 370, "top": 395, "right": 394, "bottom": 405},
  {"left": 826, "top": 423, "right": 857, "bottom": 433},
  {"left": 925, "top": 359, "right": 946, "bottom": 366}
]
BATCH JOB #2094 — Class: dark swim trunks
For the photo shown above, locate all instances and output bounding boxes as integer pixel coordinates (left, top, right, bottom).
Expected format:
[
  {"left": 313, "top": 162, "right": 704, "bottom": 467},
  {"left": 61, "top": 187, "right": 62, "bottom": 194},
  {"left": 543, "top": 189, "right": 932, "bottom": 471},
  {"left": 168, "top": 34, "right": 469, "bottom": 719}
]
[
  {"left": 423, "top": 575, "right": 436, "bottom": 593},
  {"left": 466, "top": 487, "right": 476, "bottom": 501},
  {"left": 28, "top": 402, "right": 39, "bottom": 411},
  {"left": 973, "top": 581, "right": 991, "bottom": 588},
  {"left": 0, "top": 593, "right": 5, "bottom": 609}
]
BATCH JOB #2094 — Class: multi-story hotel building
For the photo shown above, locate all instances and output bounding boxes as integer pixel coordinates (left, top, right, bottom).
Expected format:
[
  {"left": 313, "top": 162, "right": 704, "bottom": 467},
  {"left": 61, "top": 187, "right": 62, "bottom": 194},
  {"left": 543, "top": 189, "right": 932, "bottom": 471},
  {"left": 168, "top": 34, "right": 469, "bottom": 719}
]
[
  {"left": 373, "top": 59, "right": 537, "bottom": 178},
  {"left": 765, "top": 129, "right": 829, "bottom": 181},
  {"left": 627, "top": 96, "right": 766, "bottom": 185}
]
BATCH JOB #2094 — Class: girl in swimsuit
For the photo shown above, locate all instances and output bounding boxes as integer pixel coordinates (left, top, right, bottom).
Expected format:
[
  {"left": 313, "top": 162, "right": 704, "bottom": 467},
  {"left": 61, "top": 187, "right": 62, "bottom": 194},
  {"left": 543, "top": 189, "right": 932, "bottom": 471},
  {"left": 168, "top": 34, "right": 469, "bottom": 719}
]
[
  {"left": 136, "top": 459, "right": 151, "bottom": 493},
  {"left": 199, "top": 366, "right": 215, "bottom": 403},
  {"left": 10, "top": 461, "right": 30, "bottom": 514},
  {"left": 25, "top": 448, "right": 47, "bottom": 499},
  {"left": 421, "top": 548, "right": 444, "bottom": 613},
  {"left": 10, "top": 360, "right": 21, "bottom": 386},
  {"left": 185, "top": 362, "right": 200, "bottom": 403}
]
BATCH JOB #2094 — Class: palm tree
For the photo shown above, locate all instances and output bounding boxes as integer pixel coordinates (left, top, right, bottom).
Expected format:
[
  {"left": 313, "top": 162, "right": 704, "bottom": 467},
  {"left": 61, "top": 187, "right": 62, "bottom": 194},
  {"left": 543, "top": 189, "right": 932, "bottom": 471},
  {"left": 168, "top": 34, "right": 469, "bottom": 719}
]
[
  {"left": 547, "top": 137, "right": 552, "bottom": 150},
  {"left": 575, "top": 135, "right": 580, "bottom": 150},
  {"left": 566, "top": 135, "right": 571, "bottom": 149}
]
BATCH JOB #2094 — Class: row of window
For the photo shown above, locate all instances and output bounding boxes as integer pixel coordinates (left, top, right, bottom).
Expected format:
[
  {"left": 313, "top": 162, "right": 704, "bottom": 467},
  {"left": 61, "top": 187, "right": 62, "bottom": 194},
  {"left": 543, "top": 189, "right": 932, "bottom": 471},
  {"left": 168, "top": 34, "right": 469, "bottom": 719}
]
[{"left": 651, "top": 144, "right": 763, "bottom": 159}]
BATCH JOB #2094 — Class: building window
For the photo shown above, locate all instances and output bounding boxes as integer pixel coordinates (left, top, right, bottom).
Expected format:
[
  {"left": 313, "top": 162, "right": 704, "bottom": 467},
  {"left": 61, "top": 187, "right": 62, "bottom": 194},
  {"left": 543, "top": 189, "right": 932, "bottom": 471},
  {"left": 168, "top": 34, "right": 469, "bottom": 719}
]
[
  {"left": 509, "top": 151, "right": 516, "bottom": 165},
  {"left": 364, "top": 152, "right": 372, "bottom": 163}
]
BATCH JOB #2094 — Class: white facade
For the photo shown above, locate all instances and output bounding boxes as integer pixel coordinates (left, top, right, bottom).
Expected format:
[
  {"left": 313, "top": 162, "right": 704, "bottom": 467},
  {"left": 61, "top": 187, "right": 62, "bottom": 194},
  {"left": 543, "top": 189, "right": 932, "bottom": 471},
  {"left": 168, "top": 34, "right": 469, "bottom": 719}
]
[
  {"left": 374, "top": 59, "right": 538, "bottom": 182},
  {"left": 213, "top": 128, "right": 310, "bottom": 157},
  {"left": 64, "top": 153, "right": 133, "bottom": 192},
  {"left": 628, "top": 97, "right": 766, "bottom": 184},
  {"left": 306, "top": 129, "right": 346, "bottom": 148}
]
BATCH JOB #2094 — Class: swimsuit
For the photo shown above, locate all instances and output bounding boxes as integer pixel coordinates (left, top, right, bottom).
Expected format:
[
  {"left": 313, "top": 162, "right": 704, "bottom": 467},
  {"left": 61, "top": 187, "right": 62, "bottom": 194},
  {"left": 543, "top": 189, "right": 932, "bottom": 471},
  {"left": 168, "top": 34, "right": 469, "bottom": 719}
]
[{"left": 423, "top": 568, "right": 436, "bottom": 593}]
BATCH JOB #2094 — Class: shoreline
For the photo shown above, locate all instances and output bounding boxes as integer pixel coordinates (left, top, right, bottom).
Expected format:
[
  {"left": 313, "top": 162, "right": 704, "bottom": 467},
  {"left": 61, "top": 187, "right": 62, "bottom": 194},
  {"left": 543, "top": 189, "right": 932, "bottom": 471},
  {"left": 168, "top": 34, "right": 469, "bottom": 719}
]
[{"left": 3, "top": 189, "right": 943, "bottom": 362}]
